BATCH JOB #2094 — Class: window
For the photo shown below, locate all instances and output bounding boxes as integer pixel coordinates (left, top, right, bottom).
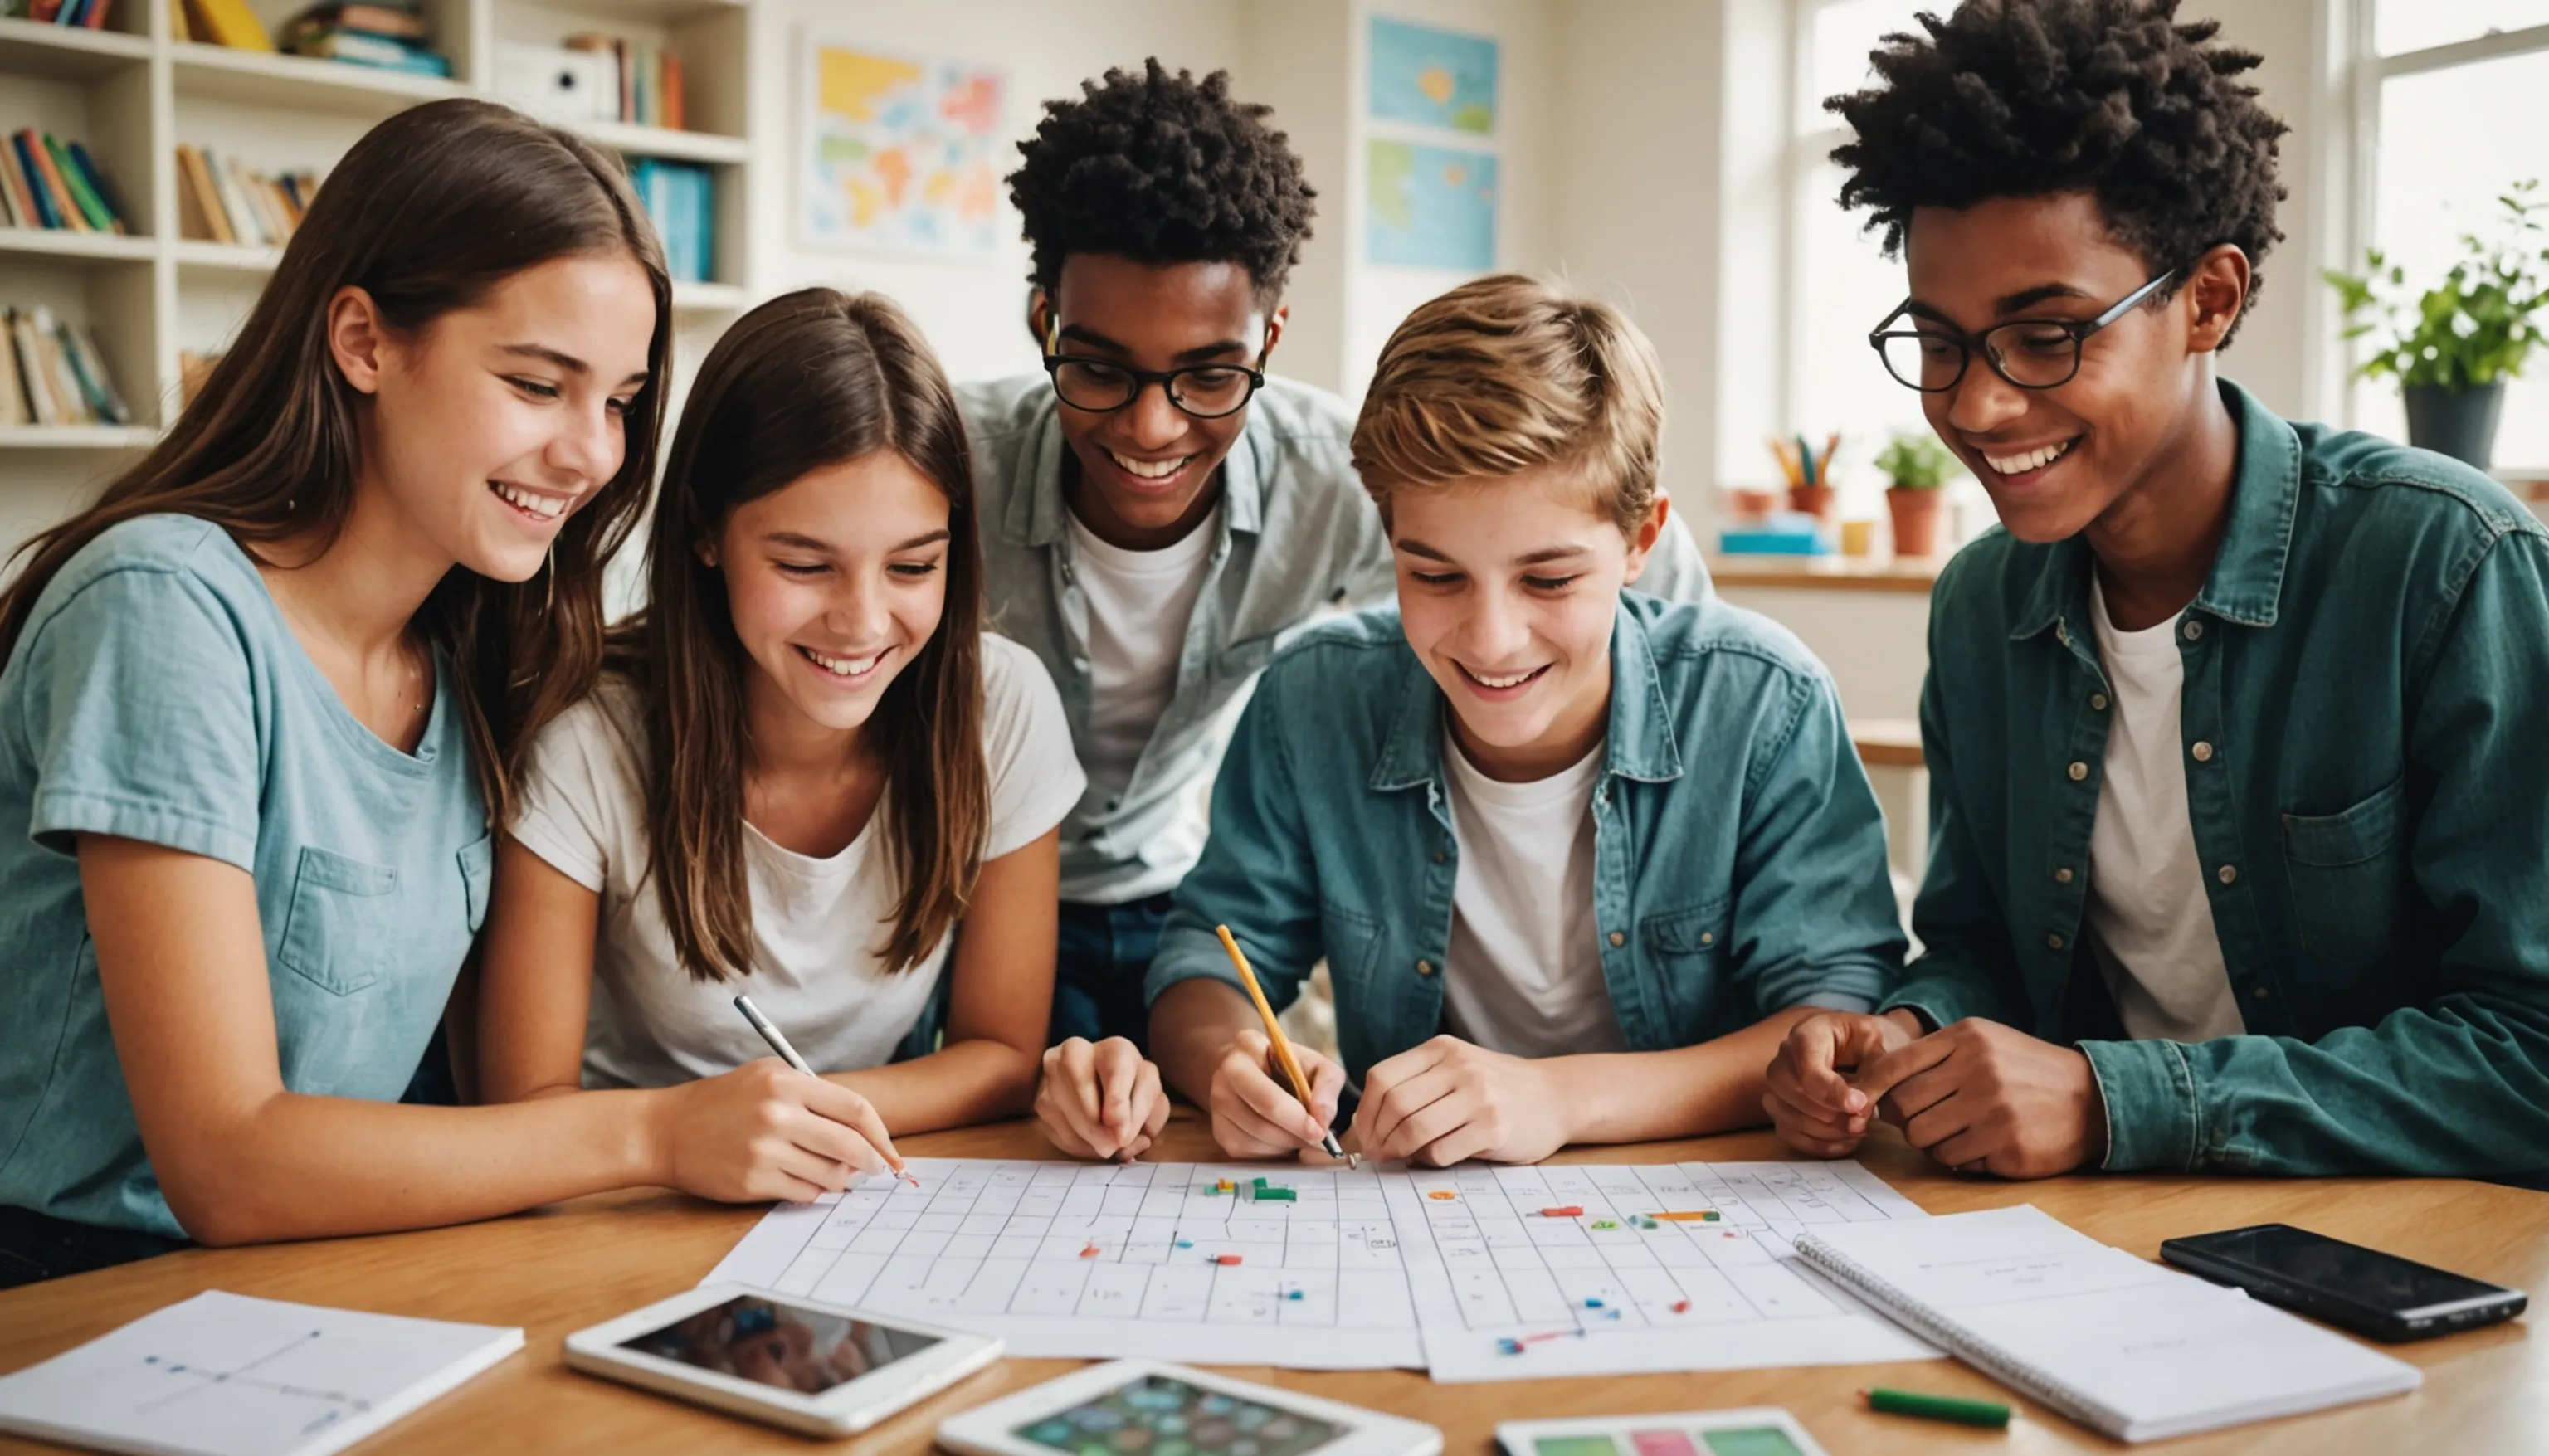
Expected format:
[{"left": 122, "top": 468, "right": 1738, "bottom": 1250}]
[
  {"left": 2351, "top": 3, "right": 2549, "bottom": 470},
  {"left": 1787, "top": 1, "right": 1943, "bottom": 512}
]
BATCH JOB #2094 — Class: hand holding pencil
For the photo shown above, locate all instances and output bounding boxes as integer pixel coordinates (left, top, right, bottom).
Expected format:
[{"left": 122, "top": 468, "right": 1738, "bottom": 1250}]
[{"left": 1206, "top": 925, "right": 1356, "bottom": 1163}]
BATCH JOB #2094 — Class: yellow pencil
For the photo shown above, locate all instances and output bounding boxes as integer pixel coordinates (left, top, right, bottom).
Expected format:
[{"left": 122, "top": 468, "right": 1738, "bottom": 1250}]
[{"left": 1215, "top": 924, "right": 1357, "bottom": 1166}]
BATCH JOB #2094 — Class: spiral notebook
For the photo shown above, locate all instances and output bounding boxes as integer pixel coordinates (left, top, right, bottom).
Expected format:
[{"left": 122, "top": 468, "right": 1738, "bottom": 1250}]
[{"left": 1791, "top": 1205, "right": 2422, "bottom": 1443}]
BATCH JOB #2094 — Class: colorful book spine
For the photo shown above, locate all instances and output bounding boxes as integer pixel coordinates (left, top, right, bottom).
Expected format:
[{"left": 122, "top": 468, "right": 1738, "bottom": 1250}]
[{"left": 9, "top": 134, "right": 66, "bottom": 231}]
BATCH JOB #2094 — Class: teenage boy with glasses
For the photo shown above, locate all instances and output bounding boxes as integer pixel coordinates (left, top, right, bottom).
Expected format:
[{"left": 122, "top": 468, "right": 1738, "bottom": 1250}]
[
  {"left": 1764, "top": 0, "right": 2549, "bottom": 1182},
  {"left": 966, "top": 63, "right": 1712, "bottom": 1126}
]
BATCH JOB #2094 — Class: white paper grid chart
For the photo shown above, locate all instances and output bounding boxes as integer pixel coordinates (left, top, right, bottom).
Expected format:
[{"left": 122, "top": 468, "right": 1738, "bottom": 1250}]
[
  {"left": 704, "top": 1159, "right": 1426, "bottom": 1368},
  {"left": 1390, "top": 1160, "right": 1942, "bottom": 1382}
]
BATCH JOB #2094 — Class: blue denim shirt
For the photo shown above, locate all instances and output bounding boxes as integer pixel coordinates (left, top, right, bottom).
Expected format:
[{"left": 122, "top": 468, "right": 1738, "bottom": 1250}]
[
  {"left": 1888, "top": 381, "right": 2549, "bottom": 1177},
  {"left": 958, "top": 373, "right": 1713, "bottom": 903},
  {"left": 1148, "top": 592, "right": 1903, "bottom": 1080}
]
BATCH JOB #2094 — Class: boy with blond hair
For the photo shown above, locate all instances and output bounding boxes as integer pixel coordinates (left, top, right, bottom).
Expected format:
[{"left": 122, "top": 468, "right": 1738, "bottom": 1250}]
[{"left": 1036, "top": 275, "right": 1903, "bottom": 1165}]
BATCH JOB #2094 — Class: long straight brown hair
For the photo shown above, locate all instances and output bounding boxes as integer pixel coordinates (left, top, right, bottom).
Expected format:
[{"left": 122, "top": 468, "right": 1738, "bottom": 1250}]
[
  {"left": 619, "top": 289, "right": 988, "bottom": 981},
  {"left": 0, "top": 99, "right": 670, "bottom": 825}
]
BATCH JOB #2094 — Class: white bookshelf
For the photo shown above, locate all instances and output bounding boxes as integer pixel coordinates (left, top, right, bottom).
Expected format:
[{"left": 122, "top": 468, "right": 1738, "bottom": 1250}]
[{"left": 0, "top": 0, "right": 763, "bottom": 455}]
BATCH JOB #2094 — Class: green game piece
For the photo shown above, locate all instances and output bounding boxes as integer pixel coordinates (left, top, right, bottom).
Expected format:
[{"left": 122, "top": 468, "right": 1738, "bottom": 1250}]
[
  {"left": 1255, "top": 1187, "right": 1297, "bottom": 1202},
  {"left": 1591, "top": 1220, "right": 1619, "bottom": 1230}
]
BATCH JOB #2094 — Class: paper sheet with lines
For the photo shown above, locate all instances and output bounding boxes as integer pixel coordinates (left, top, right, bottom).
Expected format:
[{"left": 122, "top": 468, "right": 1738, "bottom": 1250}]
[
  {"left": 703, "top": 1159, "right": 1424, "bottom": 1367},
  {"left": 1392, "top": 1160, "right": 1940, "bottom": 1382}
]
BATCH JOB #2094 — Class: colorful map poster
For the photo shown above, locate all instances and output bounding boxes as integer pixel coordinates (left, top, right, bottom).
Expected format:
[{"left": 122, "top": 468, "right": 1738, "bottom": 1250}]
[
  {"left": 1368, "top": 16, "right": 1499, "bottom": 135},
  {"left": 1367, "top": 139, "right": 1496, "bottom": 271},
  {"left": 800, "top": 40, "right": 1005, "bottom": 260}
]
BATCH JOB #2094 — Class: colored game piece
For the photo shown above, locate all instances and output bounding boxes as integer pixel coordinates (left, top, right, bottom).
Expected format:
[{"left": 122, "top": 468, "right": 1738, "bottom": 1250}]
[
  {"left": 1639, "top": 1216, "right": 1660, "bottom": 1230},
  {"left": 1584, "top": 1298, "right": 1604, "bottom": 1309},
  {"left": 1216, "top": 1179, "right": 1236, "bottom": 1193},
  {"left": 1255, "top": 1187, "right": 1298, "bottom": 1202},
  {"left": 1176, "top": 1239, "right": 1194, "bottom": 1249},
  {"left": 1671, "top": 1299, "right": 1691, "bottom": 1314},
  {"left": 1591, "top": 1220, "right": 1619, "bottom": 1230},
  {"left": 1253, "top": 1176, "right": 1269, "bottom": 1187},
  {"left": 1539, "top": 1205, "right": 1585, "bottom": 1218},
  {"left": 1213, "top": 1254, "right": 1245, "bottom": 1265},
  {"left": 1428, "top": 1190, "right": 1458, "bottom": 1200},
  {"left": 1079, "top": 1244, "right": 1101, "bottom": 1258},
  {"left": 1287, "top": 1290, "right": 1305, "bottom": 1301}
]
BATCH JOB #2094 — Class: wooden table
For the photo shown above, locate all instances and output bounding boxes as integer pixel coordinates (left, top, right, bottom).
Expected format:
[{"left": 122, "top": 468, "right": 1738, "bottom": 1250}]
[{"left": 2, "top": 1117, "right": 2541, "bottom": 1454}]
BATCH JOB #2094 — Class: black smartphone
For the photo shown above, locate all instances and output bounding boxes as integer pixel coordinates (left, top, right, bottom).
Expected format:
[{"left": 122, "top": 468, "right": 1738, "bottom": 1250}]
[{"left": 2161, "top": 1223, "right": 2527, "bottom": 1342}]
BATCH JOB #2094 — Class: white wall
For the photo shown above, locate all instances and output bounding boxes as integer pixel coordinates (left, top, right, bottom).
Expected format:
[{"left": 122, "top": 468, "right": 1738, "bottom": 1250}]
[{"left": 743, "top": 0, "right": 1249, "bottom": 387}]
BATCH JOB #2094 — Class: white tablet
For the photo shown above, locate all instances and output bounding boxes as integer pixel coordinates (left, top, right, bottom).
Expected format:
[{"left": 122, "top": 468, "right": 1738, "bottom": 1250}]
[
  {"left": 1494, "top": 1410, "right": 1832, "bottom": 1456},
  {"left": 563, "top": 1283, "right": 1000, "bottom": 1436},
  {"left": 938, "top": 1359, "right": 1441, "bottom": 1456}
]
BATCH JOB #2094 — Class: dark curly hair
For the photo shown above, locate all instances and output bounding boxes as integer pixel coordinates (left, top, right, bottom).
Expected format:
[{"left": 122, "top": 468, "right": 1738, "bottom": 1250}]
[
  {"left": 1009, "top": 59, "right": 1316, "bottom": 304},
  {"left": 1827, "top": 0, "right": 2288, "bottom": 337}
]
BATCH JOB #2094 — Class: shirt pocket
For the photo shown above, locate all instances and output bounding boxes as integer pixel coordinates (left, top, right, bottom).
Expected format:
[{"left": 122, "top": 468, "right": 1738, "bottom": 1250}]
[
  {"left": 1318, "top": 900, "right": 1385, "bottom": 988},
  {"left": 2281, "top": 776, "right": 2410, "bottom": 971},
  {"left": 276, "top": 846, "right": 399, "bottom": 996},
  {"left": 1639, "top": 896, "right": 1733, "bottom": 1035},
  {"left": 458, "top": 834, "right": 494, "bottom": 933}
]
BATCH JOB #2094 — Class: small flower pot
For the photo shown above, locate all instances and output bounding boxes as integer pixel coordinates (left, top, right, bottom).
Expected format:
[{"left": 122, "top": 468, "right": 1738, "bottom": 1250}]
[
  {"left": 1886, "top": 486, "right": 1946, "bottom": 558},
  {"left": 1788, "top": 485, "right": 1836, "bottom": 519},
  {"left": 1729, "top": 487, "right": 1780, "bottom": 518},
  {"left": 2402, "top": 382, "right": 2506, "bottom": 471}
]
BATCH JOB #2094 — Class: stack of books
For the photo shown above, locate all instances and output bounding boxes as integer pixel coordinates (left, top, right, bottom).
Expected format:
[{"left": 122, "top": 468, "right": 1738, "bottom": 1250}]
[
  {"left": 628, "top": 159, "right": 713, "bottom": 285},
  {"left": 2, "top": 1, "right": 119, "bottom": 27},
  {"left": 282, "top": 2, "right": 451, "bottom": 78},
  {"left": 2, "top": 304, "right": 131, "bottom": 428},
  {"left": 565, "top": 32, "right": 687, "bottom": 130},
  {"left": 0, "top": 131, "right": 127, "bottom": 235},
  {"left": 174, "top": 145, "right": 323, "bottom": 250}
]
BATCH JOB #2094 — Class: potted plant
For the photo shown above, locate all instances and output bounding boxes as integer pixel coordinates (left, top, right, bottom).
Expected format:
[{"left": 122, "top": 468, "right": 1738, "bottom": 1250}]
[
  {"left": 2325, "top": 180, "right": 2549, "bottom": 470},
  {"left": 1874, "top": 430, "right": 1955, "bottom": 557}
]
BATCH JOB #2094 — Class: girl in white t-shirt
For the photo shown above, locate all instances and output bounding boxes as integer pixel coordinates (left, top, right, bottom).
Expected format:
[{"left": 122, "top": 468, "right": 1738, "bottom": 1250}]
[{"left": 477, "top": 289, "right": 1085, "bottom": 1201}]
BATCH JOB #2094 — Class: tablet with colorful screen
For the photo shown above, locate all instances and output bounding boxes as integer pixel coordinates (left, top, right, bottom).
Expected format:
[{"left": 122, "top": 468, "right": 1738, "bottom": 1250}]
[
  {"left": 1494, "top": 1410, "right": 1830, "bottom": 1456},
  {"left": 939, "top": 1361, "right": 1440, "bottom": 1456}
]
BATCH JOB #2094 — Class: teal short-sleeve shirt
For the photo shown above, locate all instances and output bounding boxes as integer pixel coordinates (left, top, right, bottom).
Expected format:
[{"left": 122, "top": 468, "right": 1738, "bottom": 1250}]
[{"left": 0, "top": 516, "right": 490, "bottom": 1238}]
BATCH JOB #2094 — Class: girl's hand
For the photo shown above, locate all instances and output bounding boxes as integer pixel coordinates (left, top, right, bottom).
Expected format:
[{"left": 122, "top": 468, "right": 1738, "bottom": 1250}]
[
  {"left": 1349, "top": 1035, "right": 1569, "bottom": 1166},
  {"left": 651, "top": 1058, "right": 898, "bottom": 1203},
  {"left": 1036, "top": 1037, "right": 1170, "bottom": 1160}
]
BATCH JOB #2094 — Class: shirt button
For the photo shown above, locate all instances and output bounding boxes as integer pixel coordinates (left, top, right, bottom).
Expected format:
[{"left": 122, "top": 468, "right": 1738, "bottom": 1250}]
[
  {"left": 2067, "top": 761, "right": 2088, "bottom": 782},
  {"left": 1431, "top": 850, "right": 1445, "bottom": 864},
  {"left": 2252, "top": 985, "right": 2270, "bottom": 1001},
  {"left": 2046, "top": 933, "right": 2066, "bottom": 951},
  {"left": 2191, "top": 741, "right": 2215, "bottom": 762},
  {"left": 2184, "top": 619, "right": 2205, "bottom": 641},
  {"left": 2090, "top": 693, "right": 2109, "bottom": 711},
  {"left": 2054, "top": 866, "right": 2075, "bottom": 884},
  {"left": 1607, "top": 931, "right": 1625, "bottom": 947},
  {"left": 1416, "top": 959, "right": 1436, "bottom": 977},
  {"left": 2056, "top": 624, "right": 2071, "bottom": 646},
  {"left": 2217, "top": 864, "right": 2238, "bottom": 885},
  {"left": 1700, "top": 932, "right": 1715, "bottom": 946}
]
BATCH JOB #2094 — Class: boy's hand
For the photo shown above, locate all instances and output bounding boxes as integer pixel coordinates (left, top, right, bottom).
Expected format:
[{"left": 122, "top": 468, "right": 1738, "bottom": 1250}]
[
  {"left": 1855, "top": 1018, "right": 2108, "bottom": 1178},
  {"left": 1350, "top": 1035, "right": 1568, "bottom": 1166},
  {"left": 1036, "top": 1037, "right": 1171, "bottom": 1161},
  {"left": 1205, "top": 1030, "right": 1345, "bottom": 1158},
  {"left": 1763, "top": 1010, "right": 1922, "bottom": 1157}
]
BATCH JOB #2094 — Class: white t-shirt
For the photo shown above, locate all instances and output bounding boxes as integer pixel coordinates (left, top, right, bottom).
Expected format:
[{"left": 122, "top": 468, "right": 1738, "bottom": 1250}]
[
  {"left": 510, "top": 635, "right": 1086, "bottom": 1090},
  {"left": 1437, "top": 731, "right": 1630, "bottom": 1057},
  {"left": 1065, "top": 505, "right": 1220, "bottom": 803},
  {"left": 2084, "top": 579, "right": 2246, "bottom": 1043}
]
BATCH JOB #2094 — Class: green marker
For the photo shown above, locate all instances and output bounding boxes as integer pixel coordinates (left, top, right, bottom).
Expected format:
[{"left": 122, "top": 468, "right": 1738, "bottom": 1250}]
[{"left": 1863, "top": 1388, "right": 2010, "bottom": 1429}]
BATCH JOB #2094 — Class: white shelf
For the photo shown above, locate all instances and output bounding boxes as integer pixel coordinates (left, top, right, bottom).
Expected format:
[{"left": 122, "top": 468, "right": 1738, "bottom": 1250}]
[
  {"left": 172, "top": 43, "right": 465, "bottom": 118},
  {"left": 573, "top": 119, "right": 750, "bottom": 166},
  {"left": 173, "top": 239, "right": 286, "bottom": 274},
  {"left": 0, "top": 17, "right": 150, "bottom": 81},
  {"left": 0, "top": 228, "right": 155, "bottom": 264},
  {"left": 0, "top": 424, "right": 158, "bottom": 450}
]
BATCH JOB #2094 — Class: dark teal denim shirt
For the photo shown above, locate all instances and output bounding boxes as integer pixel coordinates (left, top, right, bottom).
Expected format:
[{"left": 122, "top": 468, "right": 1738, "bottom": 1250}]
[
  {"left": 1889, "top": 381, "right": 2549, "bottom": 1177},
  {"left": 1148, "top": 592, "right": 1905, "bottom": 1083}
]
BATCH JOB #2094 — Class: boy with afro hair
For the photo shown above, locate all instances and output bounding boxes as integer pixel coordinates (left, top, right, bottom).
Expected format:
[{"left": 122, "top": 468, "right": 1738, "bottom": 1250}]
[
  {"left": 974, "top": 63, "right": 1712, "bottom": 1156},
  {"left": 1763, "top": 0, "right": 2549, "bottom": 1182}
]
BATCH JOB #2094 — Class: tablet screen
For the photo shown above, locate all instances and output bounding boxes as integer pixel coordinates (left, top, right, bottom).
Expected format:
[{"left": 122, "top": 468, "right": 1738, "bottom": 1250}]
[
  {"left": 621, "top": 1294, "right": 941, "bottom": 1395},
  {"left": 1016, "top": 1373, "right": 1346, "bottom": 1456}
]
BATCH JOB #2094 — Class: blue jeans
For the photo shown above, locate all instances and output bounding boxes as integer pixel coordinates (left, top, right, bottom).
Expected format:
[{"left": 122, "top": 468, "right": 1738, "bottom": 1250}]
[{"left": 1050, "top": 894, "right": 1172, "bottom": 1053}]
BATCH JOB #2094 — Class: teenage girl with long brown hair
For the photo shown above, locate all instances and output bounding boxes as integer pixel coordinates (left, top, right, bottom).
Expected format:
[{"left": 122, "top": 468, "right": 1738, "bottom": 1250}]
[
  {"left": 475, "top": 289, "right": 1080, "bottom": 1191},
  {"left": 0, "top": 100, "right": 861, "bottom": 1290}
]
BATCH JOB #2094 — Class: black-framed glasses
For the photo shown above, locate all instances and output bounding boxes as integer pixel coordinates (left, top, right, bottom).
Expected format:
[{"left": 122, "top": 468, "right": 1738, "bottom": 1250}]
[
  {"left": 1041, "top": 319, "right": 1270, "bottom": 420},
  {"left": 1868, "top": 270, "right": 2181, "bottom": 392}
]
